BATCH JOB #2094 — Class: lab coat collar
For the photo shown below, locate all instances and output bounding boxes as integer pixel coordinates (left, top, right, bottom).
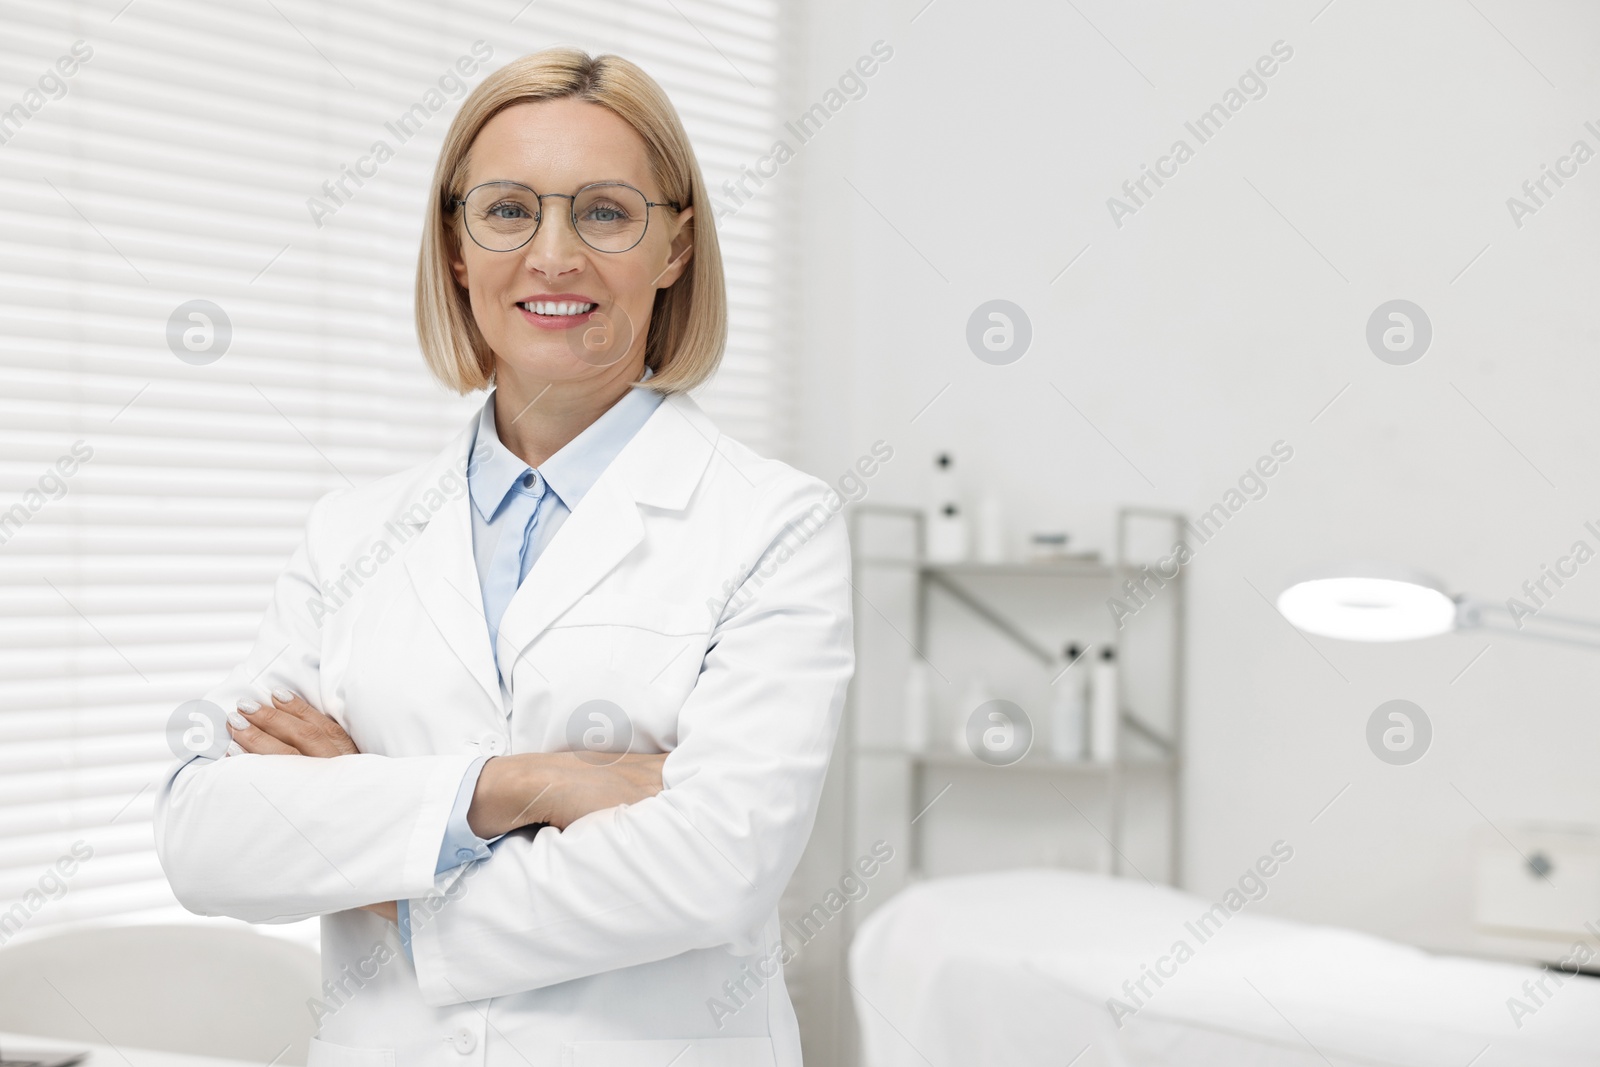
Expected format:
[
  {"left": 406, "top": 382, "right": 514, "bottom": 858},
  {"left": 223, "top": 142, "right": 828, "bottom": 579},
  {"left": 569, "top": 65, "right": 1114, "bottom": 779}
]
[
  {"left": 395, "top": 386, "right": 719, "bottom": 712},
  {"left": 469, "top": 364, "right": 664, "bottom": 523}
]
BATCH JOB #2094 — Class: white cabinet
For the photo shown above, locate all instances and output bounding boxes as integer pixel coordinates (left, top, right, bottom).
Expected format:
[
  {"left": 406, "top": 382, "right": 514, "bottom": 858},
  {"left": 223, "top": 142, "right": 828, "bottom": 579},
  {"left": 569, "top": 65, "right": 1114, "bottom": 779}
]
[{"left": 1474, "top": 824, "right": 1600, "bottom": 939}]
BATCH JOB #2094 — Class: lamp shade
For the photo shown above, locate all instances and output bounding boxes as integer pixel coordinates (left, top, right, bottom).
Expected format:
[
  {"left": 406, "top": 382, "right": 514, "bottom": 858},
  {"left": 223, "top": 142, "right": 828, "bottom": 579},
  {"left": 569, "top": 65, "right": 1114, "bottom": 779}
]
[{"left": 1275, "top": 564, "right": 1458, "bottom": 642}]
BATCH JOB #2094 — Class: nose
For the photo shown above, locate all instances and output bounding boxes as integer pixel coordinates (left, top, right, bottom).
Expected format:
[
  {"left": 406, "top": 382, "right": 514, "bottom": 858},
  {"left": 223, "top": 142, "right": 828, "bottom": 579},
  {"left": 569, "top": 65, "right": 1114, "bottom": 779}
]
[{"left": 520, "top": 194, "right": 587, "bottom": 271}]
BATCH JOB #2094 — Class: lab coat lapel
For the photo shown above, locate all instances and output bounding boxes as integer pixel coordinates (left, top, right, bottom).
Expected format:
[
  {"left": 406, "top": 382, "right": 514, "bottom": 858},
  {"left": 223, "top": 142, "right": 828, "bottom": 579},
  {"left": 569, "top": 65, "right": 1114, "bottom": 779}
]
[
  {"left": 399, "top": 420, "right": 505, "bottom": 715},
  {"left": 494, "top": 391, "right": 717, "bottom": 668},
  {"left": 492, "top": 473, "right": 642, "bottom": 670}
]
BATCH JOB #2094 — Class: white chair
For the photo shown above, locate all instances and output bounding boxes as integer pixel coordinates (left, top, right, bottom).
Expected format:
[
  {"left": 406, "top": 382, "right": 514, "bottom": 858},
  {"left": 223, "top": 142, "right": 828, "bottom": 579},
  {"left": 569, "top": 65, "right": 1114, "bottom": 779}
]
[{"left": 0, "top": 923, "right": 320, "bottom": 1064}]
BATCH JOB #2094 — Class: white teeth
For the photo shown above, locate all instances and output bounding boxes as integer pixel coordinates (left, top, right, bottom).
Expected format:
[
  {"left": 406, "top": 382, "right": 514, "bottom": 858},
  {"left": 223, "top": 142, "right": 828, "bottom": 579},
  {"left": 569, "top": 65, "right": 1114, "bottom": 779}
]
[{"left": 522, "top": 300, "right": 595, "bottom": 316}]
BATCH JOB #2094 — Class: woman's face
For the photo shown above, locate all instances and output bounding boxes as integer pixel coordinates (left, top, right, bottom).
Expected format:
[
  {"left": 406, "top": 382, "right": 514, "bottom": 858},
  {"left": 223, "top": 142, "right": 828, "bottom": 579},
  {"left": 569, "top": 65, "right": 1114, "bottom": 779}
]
[{"left": 448, "top": 97, "right": 694, "bottom": 388}]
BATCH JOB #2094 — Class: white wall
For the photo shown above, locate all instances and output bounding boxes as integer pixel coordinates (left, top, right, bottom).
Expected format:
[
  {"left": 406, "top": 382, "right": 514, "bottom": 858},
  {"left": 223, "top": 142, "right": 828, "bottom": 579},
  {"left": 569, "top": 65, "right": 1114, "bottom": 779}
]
[{"left": 781, "top": 0, "right": 1600, "bottom": 1057}]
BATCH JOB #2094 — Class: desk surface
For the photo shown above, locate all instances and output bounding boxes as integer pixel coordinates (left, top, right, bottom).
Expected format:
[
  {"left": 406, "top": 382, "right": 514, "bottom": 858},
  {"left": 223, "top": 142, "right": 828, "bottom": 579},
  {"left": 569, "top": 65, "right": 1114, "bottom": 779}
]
[{"left": 0, "top": 1032, "right": 261, "bottom": 1067}]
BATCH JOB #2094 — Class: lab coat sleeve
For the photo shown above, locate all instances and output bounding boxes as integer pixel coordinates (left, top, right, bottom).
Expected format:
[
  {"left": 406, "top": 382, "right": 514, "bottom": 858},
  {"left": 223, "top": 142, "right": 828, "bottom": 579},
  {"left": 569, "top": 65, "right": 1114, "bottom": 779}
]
[
  {"left": 433, "top": 754, "right": 500, "bottom": 872},
  {"left": 408, "top": 474, "right": 854, "bottom": 1006},
  {"left": 397, "top": 756, "right": 502, "bottom": 960},
  {"left": 151, "top": 488, "right": 483, "bottom": 924}
]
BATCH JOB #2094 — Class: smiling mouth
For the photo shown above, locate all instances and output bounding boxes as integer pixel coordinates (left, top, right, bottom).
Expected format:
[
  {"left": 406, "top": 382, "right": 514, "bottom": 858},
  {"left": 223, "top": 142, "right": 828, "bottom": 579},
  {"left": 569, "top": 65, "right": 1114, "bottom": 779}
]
[{"left": 517, "top": 301, "right": 598, "bottom": 316}]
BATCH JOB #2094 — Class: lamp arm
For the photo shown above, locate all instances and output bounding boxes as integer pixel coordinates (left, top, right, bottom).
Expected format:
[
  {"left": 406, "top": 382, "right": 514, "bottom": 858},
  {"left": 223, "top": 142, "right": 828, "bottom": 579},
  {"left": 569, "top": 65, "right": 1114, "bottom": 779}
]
[{"left": 1456, "top": 597, "right": 1600, "bottom": 649}]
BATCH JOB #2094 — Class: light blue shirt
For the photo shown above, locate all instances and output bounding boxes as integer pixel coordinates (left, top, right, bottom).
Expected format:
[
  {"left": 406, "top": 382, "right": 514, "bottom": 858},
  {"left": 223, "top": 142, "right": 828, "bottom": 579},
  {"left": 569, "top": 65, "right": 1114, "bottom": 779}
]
[{"left": 396, "top": 367, "right": 664, "bottom": 959}]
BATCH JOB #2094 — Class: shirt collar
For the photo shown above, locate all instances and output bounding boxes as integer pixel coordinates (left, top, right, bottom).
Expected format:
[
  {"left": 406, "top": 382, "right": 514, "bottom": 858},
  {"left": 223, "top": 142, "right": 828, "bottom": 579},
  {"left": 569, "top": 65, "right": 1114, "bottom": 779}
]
[{"left": 469, "top": 364, "right": 664, "bottom": 523}]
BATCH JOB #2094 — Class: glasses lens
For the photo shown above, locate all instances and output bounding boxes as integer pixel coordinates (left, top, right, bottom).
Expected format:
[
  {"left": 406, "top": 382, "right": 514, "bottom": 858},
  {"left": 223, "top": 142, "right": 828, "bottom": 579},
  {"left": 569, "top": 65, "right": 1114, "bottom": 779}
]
[
  {"left": 462, "top": 182, "right": 539, "bottom": 251},
  {"left": 574, "top": 184, "right": 649, "bottom": 253}
]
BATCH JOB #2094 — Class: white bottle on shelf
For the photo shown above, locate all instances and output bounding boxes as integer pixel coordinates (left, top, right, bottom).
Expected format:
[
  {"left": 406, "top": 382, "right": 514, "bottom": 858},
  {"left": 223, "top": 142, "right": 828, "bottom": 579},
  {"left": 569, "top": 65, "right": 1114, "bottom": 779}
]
[
  {"left": 1089, "top": 646, "right": 1119, "bottom": 762},
  {"left": 931, "top": 450, "right": 958, "bottom": 501},
  {"left": 926, "top": 453, "right": 969, "bottom": 563},
  {"left": 976, "top": 493, "right": 1005, "bottom": 563},
  {"left": 928, "top": 503, "right": 969, "bottom": 562},
  {"left": 903, "top": 659, "right": 931, "bottom": 752},
  {"left": 1049, "top": 643, "right": 1088, "bottom": 761},
  {"left": 955, "top": 674, "right": 992, "bottom": 754}
]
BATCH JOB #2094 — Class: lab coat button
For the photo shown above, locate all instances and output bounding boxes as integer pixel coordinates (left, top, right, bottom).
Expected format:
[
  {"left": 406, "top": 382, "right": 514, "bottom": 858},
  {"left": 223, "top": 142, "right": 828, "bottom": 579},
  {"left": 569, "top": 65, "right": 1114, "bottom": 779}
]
[
  {"left": 482, "top": 736, "right": 504, "bottom": 754},
  {"left": 450, "top": 1028, "right": 476, "bottom": 1054}
]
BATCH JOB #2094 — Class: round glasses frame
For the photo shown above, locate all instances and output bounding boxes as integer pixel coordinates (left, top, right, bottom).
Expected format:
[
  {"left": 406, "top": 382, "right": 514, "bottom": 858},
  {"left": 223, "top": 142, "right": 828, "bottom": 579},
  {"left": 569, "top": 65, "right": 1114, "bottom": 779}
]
[{"left": 447, "top": 180, "right": 683, "bottom": 255}]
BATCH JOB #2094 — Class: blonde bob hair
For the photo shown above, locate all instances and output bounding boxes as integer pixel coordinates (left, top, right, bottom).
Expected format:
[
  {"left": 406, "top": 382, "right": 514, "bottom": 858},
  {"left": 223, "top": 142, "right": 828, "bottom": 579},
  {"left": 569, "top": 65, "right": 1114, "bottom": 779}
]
[{"left": 415, "top": 47, "right": 726, "bottom": 396}]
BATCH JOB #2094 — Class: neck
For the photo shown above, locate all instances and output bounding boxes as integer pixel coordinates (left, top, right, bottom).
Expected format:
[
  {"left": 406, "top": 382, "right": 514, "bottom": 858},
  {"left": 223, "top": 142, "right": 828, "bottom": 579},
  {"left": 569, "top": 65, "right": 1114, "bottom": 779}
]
[{"left": 490, "top": 359, "right": 644, "bottom": 469}]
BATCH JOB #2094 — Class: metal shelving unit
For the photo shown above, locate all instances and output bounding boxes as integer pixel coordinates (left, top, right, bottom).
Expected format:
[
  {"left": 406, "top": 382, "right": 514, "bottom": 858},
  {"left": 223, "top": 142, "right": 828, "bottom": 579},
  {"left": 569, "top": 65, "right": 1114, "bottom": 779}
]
[{"left": 838, "top": 503, "right": 1188, "bottom": 879}]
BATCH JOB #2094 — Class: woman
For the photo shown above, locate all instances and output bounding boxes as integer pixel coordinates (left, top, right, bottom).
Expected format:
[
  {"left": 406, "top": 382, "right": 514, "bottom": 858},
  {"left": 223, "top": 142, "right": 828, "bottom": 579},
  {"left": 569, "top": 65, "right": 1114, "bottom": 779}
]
[{"left": 153, "top": 47, "right": 853, "bottom": 1067}]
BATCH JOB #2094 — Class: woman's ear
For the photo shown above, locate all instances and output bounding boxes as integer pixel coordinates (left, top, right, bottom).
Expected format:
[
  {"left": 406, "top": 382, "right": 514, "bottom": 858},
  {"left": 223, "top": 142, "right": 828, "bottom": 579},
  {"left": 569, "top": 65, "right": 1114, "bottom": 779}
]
[
  {"left": 449, "top": 241, "right": 469, "bottom": 289},
  {"left": 658, "top": 206, "right": 694, "bottom": 290}
]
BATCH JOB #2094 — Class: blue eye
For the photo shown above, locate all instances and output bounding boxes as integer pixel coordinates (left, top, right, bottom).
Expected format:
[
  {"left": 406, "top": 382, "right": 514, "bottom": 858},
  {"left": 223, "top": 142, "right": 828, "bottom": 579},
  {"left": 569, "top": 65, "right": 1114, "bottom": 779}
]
[
  {"left": 488, "top": 201, "right": 533, "bottom": 220},
  {"left": 583, "top": 201, "right": 631, "bottom": 223}
]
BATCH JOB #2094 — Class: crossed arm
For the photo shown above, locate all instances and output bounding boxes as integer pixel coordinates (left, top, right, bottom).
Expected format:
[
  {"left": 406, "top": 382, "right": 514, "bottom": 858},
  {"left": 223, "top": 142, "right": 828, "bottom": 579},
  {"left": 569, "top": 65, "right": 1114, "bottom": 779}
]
[{"left": 224, "top": 690, "right": 667, "bottom": 923}]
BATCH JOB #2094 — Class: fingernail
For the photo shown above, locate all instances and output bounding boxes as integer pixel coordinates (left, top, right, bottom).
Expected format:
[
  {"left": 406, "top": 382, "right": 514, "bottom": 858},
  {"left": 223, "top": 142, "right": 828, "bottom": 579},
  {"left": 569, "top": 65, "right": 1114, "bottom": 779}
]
[
  {"left": 271, "top": 687, "right": 294, "bottom": 703},
  {"left": 226, "top": 741, "right": 244, "bottom": 757},
  {"left": 227, "top": 710, "right": 249, "bottom": 730},
  {"left": 238, "top": 700, "right": 260, "bottom": 714}
]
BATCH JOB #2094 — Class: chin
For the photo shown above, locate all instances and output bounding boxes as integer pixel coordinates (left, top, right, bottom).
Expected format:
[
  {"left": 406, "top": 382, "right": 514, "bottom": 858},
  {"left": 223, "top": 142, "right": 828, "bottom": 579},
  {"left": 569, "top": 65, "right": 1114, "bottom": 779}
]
[
  {"left": 493, "top": 342, "right": 627, "bottom": 386},
  {"left": 498, "top": 347, "right": 582, "bottom": 379}
]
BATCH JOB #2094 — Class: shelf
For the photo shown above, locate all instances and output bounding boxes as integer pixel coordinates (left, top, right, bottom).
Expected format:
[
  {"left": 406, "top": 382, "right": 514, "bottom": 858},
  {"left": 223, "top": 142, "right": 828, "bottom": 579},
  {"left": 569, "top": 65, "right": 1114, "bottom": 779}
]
[
  {"left": 857, "top": 746, "right": 1175, "bottom": 774},
  {"left": 856, "top": 555, "right": 1117, "bottom": 578}
]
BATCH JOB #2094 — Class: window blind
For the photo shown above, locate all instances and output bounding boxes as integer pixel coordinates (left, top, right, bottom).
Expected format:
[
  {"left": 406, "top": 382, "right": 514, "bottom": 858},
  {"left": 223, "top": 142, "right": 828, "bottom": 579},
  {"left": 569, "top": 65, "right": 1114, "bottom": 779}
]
[{"left": 0, "top": 0, "right": 789, "bottom": 951}]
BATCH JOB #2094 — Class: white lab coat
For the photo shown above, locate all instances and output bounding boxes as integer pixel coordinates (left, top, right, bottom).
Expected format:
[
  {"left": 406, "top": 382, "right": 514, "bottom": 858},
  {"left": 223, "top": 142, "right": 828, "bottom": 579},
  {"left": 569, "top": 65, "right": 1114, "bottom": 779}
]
[{"left": 152, "top": 390, "right": 855, "bottom": 1067}]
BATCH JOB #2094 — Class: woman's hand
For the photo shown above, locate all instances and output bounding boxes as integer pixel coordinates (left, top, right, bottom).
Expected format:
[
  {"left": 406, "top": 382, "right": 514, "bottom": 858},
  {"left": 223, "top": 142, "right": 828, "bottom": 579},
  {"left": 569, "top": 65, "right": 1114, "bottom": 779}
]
[
  {"left": 470, "top": 751, "right": 668, "bottom": 836},
  {"left": 227, "top": 689, "right": 360, "bottom": 758},
  {"left": 359, "top": 900, "right": 398, "bottom": 923},
  {"left": 225, "top": 690, "right": 396, "bottom": 922},
  {"left": 542, "top": 751, "right": 669, "bottom": 829}
]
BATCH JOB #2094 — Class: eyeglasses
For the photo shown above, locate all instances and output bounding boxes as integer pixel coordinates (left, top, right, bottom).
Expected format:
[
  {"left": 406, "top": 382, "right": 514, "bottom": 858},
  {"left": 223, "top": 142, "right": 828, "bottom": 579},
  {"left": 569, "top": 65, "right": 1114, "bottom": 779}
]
[{"left": 448, "top": 180, "right": 682, "bottom": 255}]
